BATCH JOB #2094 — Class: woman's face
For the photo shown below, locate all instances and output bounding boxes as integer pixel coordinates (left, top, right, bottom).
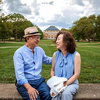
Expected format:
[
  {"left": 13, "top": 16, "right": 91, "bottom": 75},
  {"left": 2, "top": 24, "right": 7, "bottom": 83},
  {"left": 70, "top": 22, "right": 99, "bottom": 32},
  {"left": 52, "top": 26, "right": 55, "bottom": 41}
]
[{"left": 56, "top": 34, "right": 66, "bottom": 50}]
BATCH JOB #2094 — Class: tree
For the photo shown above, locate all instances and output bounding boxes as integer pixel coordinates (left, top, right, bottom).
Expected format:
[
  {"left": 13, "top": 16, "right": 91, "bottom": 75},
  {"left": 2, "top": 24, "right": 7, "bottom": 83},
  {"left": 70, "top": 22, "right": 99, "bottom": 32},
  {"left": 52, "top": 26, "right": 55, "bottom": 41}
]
[
  {"left": 71, "top": 15, "right": 98, "bottom": 42},
  {"left": 0, "top": 13, "right": 43, "bottom": 41},
  {"left": 71, "top": 17, "right": 88, "bottom": 41},
  {"left": 87, "top": 15, "right": 96, "bottom": 41},
  {"left": 0, "top": 15, "right": 10, "bottom": 41},
  {"left": 95, "top": 15, "right": 100, "bottom": 41},
  {"left": 5, "top": 13, "right": 33, "bottom": 41},
  {"left": 83, "top": 15, "right": 96, "bottom": 42},
  {"left": 0, "top": 21, "right": 8, "bottom": 41},
  {"left": 36, "top": 26, "right": 43, "bottom": 39}
]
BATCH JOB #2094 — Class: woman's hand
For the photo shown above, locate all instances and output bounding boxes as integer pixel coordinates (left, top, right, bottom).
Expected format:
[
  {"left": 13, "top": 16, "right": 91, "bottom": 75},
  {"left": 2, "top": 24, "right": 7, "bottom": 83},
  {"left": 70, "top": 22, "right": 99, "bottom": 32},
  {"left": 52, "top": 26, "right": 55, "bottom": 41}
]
[
  {"left": 50, "top": 70, "right": 55, "bottom": 77},
  {"left": 63, "top": 81, "right": 67, "bottom": 86}
]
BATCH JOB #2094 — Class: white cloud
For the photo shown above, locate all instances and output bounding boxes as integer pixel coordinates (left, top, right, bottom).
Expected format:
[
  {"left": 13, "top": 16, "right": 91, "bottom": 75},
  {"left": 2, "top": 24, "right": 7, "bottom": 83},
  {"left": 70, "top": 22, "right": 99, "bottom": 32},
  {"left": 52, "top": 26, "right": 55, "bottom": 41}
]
[
  {"left": 2, "top": 0, "right": 100, "bottom": 31},
  {"left": 2, "top": 0, "right": 31, "bottom": 15},
  {"left": 70, "top": 0, "right": 84, "bottom": 6}
]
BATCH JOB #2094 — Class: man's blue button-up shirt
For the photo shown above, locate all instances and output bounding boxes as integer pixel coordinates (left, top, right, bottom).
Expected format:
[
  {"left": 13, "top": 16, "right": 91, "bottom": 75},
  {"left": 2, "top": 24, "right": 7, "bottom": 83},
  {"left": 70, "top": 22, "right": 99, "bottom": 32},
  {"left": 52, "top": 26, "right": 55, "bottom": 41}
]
[{"left": 13, "top": 45, "right": 52, "bottom": 85}]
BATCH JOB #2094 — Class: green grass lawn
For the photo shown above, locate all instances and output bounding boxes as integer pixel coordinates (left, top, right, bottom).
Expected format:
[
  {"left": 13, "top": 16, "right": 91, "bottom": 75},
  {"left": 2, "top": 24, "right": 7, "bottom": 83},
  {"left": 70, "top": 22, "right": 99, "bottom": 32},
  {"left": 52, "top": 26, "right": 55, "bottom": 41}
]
[{"left": 0, "top": 40, "right": 100, "bottom": 83}]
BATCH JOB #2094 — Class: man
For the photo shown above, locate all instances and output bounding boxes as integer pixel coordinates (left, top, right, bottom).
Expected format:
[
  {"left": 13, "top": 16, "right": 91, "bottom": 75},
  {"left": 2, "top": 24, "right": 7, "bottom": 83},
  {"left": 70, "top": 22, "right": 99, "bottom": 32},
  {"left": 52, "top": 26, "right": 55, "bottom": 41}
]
[{"left": 13, "top": 26, "right": 52, "bottom": 100}]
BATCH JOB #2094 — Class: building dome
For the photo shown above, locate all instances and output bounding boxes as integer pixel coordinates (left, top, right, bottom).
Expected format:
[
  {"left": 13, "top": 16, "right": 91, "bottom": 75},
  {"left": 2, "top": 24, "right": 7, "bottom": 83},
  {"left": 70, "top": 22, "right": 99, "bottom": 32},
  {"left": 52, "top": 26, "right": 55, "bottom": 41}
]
[
  {"left": 45, "top": 26, "right": 59, "bottom": 31},
  {"left": 44, "top": 26, "right": 59, "bottom": 39}
]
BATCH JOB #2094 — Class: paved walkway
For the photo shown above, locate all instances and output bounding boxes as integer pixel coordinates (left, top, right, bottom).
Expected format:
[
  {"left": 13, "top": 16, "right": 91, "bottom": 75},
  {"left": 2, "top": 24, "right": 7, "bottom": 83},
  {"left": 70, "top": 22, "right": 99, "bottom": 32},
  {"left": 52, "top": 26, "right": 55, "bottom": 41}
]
[{"left": 0, "top": 83, "right": 100, "bottom": 100}]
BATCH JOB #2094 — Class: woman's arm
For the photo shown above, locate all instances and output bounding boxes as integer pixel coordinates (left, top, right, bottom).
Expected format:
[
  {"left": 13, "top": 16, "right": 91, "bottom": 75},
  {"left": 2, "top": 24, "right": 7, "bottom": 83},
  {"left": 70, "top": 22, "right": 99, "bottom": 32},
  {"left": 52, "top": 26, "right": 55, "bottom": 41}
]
[
  {"left": 64, "top": 52, "right": 81, "bottom": 86},
  {"left": 50, "top": 52, "right": 56, "bottom": 76}
]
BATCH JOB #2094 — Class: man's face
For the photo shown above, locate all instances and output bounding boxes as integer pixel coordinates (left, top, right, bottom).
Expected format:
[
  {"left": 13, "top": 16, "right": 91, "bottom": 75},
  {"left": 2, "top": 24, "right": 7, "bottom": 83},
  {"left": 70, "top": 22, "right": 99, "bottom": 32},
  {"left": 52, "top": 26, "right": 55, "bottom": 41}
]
[{"left": 28, "top": 35, "right": 40, "bottom": 47}]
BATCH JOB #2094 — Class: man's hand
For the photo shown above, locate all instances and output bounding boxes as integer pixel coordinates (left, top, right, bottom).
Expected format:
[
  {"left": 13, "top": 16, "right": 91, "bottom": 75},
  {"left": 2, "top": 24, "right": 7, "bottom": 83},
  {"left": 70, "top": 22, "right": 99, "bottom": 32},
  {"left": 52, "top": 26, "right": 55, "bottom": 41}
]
[
  {"left": 27, "top": 86, "right": 39, "bottom": 100},
  {"left": 24, "top": 83, "right": 39, "bottom": 100}
]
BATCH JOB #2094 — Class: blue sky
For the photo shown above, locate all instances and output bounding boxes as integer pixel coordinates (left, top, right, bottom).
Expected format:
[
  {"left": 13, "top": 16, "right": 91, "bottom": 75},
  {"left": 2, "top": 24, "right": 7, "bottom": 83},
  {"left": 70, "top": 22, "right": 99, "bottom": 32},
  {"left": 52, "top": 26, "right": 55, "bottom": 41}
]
[{"left": 2, "top": 0, "right": 100, "bottom": 31}]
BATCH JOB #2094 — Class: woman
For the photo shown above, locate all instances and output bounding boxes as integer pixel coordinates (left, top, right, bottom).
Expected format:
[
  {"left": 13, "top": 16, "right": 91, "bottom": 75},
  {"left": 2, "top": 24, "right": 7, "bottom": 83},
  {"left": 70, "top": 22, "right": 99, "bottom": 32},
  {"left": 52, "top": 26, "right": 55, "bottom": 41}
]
[{"left": 50, "top": 31, "right": 81, "bottom": 100}]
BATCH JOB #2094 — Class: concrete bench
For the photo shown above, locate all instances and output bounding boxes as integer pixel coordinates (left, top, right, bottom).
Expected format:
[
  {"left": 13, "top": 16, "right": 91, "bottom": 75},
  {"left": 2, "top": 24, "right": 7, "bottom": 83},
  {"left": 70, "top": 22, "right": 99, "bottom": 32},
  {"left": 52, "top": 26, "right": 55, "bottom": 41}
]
[{"left": 0, "top": 83, "right": 100, "bottom": 100}]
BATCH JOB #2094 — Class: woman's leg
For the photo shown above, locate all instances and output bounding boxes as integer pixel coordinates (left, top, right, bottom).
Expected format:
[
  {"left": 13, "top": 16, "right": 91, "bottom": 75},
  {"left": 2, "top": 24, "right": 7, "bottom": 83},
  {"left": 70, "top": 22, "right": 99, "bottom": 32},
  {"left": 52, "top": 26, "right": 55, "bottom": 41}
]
[
  {"left": 52, "top": 94, "right": 61, "bottom": 100},
  {"left": 61, "top": 83, "right": 79, "bottom": 100}
]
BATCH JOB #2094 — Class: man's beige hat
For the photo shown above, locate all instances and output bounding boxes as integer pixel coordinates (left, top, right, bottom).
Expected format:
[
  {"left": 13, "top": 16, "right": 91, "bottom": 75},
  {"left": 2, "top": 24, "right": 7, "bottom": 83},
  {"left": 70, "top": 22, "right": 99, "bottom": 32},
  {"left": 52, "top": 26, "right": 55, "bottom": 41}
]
[{"left": 23, "top": 26, "right": 41, "bottom": 38}]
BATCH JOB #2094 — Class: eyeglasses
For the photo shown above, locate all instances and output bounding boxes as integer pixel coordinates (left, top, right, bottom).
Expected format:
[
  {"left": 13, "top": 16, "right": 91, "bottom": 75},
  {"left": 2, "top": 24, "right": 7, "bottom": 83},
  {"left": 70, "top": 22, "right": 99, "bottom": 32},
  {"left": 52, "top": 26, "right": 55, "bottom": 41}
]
[
  {"left": 30, "top": 36, "right": 40, "bottom": 40},
  {"left": 34, "top": 36, "right": 40, "bottom": 40}
]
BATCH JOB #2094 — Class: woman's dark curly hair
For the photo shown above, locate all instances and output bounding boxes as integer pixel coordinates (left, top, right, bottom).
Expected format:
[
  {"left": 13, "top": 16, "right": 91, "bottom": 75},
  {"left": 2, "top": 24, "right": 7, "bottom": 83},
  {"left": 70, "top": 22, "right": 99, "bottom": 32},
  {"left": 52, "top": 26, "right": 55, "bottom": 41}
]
[{"left": 55, "top": 31, "right": 76, "bottom": 53}]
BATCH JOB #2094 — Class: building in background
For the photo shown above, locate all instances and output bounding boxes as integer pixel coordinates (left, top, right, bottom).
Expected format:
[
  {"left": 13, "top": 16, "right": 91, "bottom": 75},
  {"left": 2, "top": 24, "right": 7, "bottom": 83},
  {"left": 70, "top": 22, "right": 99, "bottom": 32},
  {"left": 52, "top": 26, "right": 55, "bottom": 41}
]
[{"left": 43, "top": 26, "right": 59, "bottom": 39}]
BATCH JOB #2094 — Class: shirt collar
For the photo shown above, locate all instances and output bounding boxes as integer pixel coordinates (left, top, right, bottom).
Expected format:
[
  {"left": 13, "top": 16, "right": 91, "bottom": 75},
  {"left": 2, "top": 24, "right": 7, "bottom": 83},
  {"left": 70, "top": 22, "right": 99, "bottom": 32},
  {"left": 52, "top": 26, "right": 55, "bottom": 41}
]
[{"left": 24, "top": 45, "right": 37, "bottom": 53}]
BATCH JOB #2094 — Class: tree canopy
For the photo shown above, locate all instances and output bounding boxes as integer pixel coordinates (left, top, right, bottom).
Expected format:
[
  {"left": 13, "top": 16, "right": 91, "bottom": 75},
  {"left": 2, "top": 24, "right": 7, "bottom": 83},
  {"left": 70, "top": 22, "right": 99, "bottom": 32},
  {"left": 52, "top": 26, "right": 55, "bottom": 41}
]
[
  {"left": 0, "top": 13, "right": 43, "bottom": 41},
  {"left": 71, "top": 14, "right": 100, "bottom": 41}
]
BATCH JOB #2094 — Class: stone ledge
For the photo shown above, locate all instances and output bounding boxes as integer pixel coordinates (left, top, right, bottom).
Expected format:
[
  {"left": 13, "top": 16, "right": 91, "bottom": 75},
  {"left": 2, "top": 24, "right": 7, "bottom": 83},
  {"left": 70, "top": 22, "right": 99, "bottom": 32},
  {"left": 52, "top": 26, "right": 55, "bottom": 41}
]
[
  {"left": 0, "top": 83, "right": 100, "bottom": 100},
  {"left": 0, "top": 84, "right": 22, "bottom": 100},
  {"left": 74, "top": 84, "right": 100, "bottom": 100}
]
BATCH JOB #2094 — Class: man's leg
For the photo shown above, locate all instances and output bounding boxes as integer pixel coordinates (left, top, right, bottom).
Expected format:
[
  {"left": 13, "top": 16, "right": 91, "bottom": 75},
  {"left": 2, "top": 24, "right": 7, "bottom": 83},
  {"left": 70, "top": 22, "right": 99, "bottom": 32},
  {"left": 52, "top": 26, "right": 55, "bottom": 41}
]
[
  {"left": 37, "top": 78, "right": 52, "bottom": 100},
  {"left": 16, "top": 84, "right": 41, "bottom": 100}
]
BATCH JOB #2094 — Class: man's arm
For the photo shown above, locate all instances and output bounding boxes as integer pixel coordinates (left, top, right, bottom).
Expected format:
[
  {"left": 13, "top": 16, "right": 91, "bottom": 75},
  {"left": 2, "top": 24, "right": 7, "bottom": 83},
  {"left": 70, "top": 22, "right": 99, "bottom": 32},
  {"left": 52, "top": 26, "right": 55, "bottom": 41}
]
[
  {"left": 13, "top": 52, "right": 28, "bottom": 85},
  {"left": 42, "top": 50, "right": 52, "bottom": 64}
]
